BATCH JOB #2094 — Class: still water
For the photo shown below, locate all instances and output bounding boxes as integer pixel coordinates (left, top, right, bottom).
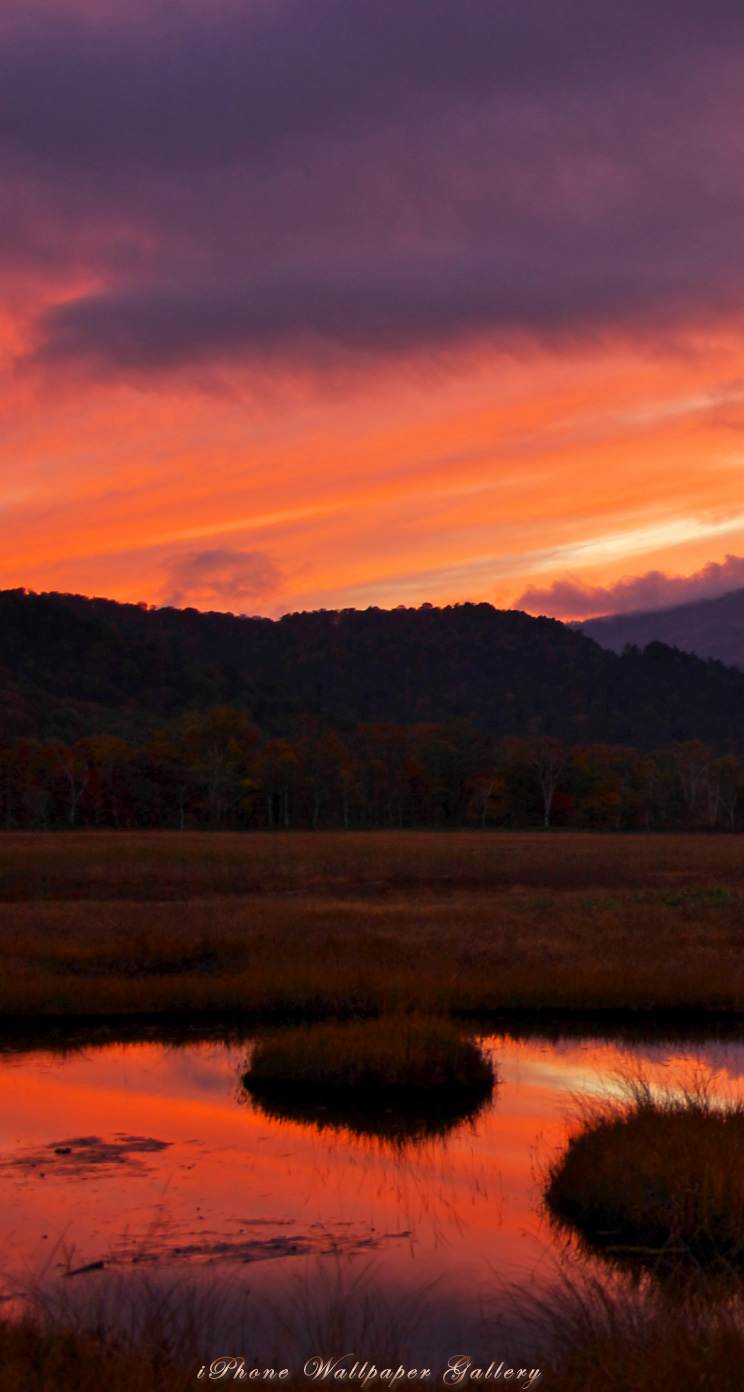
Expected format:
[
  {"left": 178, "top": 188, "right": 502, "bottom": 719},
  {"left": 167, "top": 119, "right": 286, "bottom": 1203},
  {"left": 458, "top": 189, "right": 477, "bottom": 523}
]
[{"left": 1, "top": 1027, "right": 742, "bottom": 1365}]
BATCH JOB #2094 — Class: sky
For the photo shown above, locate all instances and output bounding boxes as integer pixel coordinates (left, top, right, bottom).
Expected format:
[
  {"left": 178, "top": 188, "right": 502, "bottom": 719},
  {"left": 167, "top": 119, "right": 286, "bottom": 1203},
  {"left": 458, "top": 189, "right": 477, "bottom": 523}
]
[{"left": 3, "top": 0, "right": 744, "bottom": 621}]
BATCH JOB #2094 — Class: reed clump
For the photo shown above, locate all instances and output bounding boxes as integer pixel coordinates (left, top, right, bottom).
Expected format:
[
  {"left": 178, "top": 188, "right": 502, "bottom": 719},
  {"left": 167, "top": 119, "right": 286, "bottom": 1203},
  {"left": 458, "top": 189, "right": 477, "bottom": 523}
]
[
  {"left": 544, "top": 1081, "right": 744, "bottom": 1272},
  {"left": 242, "top": 1016, "right": 496, "bottom": 1141},
  {"left": 0, "top": 1315, "right": 193, "bottom": 1392},
  {"left": 533, "top": 1270, "right": 744, "bottom": 1392}
]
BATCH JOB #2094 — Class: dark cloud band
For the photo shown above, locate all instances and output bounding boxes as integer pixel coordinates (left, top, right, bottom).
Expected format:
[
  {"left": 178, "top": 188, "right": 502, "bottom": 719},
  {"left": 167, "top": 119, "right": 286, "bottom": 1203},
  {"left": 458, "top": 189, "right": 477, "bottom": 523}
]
[{"left": 4, "top": 0, "right": 744, "bottom": 378}]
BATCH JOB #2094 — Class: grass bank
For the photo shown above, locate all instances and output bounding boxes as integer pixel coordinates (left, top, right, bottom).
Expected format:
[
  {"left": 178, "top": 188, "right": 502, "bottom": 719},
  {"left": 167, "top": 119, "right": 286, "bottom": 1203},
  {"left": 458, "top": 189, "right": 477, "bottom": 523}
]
[{"left": 2, "top": 831, "right": 744, "bottom": 1021}]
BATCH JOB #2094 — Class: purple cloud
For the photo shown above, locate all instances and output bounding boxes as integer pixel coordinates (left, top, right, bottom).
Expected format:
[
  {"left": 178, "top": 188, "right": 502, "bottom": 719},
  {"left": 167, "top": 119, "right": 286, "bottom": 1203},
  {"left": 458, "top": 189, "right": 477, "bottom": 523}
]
[
  {"left": 4, "top": 1, "right": 744, "bottom": 378},
  {"left": 161, "top": 548, "right": 282, "bottom": 610},
  {"left": 515, "top": 554, "right": 744, "bottom": 619}
]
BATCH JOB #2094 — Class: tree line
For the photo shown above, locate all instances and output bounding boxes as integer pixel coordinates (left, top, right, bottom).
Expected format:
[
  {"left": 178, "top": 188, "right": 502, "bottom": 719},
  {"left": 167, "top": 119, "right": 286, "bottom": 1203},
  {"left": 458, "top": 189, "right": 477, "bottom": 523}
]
[{"left": 3, "top": 707, "right": 744, "bottom": 832}]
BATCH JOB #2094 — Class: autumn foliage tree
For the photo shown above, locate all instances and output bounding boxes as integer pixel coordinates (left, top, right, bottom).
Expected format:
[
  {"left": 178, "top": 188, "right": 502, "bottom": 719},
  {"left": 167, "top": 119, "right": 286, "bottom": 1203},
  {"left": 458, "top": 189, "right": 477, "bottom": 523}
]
[{"left": 1, "top": 707, "right": 744, "bottom": 832}]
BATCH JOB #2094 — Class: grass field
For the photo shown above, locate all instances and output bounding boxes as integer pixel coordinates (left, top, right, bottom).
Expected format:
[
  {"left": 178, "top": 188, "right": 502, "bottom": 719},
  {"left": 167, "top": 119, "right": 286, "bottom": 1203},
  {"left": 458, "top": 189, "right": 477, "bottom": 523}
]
[{"left": 2, "top": 830, "right": 744, "bottom": 1021}]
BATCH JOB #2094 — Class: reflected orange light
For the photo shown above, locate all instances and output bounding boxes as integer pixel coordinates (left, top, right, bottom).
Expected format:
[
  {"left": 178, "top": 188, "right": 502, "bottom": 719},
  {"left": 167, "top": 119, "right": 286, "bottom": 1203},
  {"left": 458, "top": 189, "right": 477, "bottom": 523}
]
[{"left": 1, "top": 1033, "right": 739, "bottom": 1299}]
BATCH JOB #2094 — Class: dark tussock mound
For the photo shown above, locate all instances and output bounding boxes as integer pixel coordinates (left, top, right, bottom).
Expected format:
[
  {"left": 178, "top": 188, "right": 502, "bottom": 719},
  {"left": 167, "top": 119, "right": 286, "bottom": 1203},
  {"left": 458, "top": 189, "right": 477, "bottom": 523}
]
[
  {"left": 241, "top": 1016, "right": 496, "bottom": 1142},
  {"left": 545, "top": 1080, "right": 744, "bottom": 1274}
]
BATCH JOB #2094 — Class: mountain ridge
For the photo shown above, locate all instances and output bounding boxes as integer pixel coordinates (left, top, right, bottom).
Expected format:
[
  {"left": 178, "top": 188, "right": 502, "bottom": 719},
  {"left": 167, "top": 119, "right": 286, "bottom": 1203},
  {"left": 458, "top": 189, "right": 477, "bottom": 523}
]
[
  {"left": 576, "top": 586, "right": 744, "bottom": 669},
  {"left": 2, "top": 587, "right": 744, "bottom": 750}
]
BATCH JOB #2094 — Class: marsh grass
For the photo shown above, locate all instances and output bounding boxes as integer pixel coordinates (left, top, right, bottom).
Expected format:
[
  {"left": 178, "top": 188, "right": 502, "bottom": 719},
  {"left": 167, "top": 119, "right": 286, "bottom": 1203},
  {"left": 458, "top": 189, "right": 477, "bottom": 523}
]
[
  {"left": 0, "top": 1255, "right": 302, "bottom": 1392},
  {"left": 264, "top": 1253, "right": 434, "bottom": 1370},
  {"left": 241, "top": 1016, "right": 496, "bottom": 1142},
  {"left": 529, "top": 1268, "right": 744, "bottom": 1392},
  {"left": 0, "top": 1270, "right": 207, "bottom": 1392},
  {"left": 0, "top": 1318, "right": 191, "bottom": 1392},
  {"left": 6, "top": 829, "right": 744, "bottom": 899},
  {"left": 3, "top": 885, "right": 744, "bottom": 1021},
  {"left": 3, "top": 831, "right": 744, "bottom": 1021},
  {"left": 7, "top": 1268, "right": 744, "bottom": 1392},
  {"left": 0, "top": 1254, "right": 431, "bottom": 1392},
  {"left": 544, "top": 1078, "right": 744, "bottom": 1274}
]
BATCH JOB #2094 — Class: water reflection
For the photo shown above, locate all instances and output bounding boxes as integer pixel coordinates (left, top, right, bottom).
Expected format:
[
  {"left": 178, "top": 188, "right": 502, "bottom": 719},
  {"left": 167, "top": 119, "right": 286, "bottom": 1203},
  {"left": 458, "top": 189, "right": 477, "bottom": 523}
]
[
  {"left": 239, "top": 1018, "right": 496, "bottom": 1145},
  {"left": 241, "top": 1081, "right": 494, "bottom": 1145},
  {"left": 0, "top": 1023, "right": 743, "bottom": 1343}
]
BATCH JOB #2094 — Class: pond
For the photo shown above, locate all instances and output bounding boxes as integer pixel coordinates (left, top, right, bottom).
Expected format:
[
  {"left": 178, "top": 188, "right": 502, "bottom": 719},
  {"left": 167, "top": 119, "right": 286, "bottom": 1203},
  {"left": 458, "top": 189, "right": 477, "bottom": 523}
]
[{"left": 1, "top": 1025, "right": 743, "bottom": 1371}]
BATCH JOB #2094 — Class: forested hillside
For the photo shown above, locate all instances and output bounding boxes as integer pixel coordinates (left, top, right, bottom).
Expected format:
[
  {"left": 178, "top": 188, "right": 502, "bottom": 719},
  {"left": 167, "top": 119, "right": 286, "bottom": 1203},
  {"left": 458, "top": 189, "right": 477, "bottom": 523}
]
[
  {"left": 2, "top": 589, "right": 744, "bottom": 831},
  {"left": 3, "top": 588, "right": 744, "bottom": 749}
]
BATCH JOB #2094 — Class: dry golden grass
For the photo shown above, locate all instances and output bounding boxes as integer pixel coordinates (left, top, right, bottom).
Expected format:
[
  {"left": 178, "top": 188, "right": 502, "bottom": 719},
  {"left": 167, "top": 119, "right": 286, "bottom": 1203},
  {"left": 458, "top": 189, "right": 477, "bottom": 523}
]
[
  {"left": 532, "top": 1271, "right": 744, "bottom": 1392},
  {"left": 2, "top": 831, "right": 744, "bottom": 1019},
  {"left": 0, "top": 1317, "right": 194, "bottom": 1392},
  {"left": 2, "top": 883, "right": 744, "bottom": 1019},
  {"left": 4, "top": 828, "right": 744, "bottom": 898}
]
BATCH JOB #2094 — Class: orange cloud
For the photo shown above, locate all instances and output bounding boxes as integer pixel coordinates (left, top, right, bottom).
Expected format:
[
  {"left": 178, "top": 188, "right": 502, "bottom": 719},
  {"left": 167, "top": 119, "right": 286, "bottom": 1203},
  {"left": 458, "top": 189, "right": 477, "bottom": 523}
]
[{"left": 2, "top": 329, "right": 744, "bottom": 617}]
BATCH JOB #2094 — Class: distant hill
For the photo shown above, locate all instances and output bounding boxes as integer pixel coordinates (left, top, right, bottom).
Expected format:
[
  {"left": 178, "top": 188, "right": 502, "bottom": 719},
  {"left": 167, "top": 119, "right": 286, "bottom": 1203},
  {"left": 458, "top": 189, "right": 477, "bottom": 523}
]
[
  {"left": 577, "top": 587, "right": 744, "bottom": 669},
  {"left": 3, "top": 588, "right": 744, "bottom": 750}
]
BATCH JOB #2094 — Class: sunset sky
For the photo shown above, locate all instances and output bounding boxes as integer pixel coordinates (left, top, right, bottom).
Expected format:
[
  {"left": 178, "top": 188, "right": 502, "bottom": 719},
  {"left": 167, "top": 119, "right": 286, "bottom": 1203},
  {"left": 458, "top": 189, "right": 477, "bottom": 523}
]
[{"left": 3, "top": 0, "right": 744, "bottom": 620}]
